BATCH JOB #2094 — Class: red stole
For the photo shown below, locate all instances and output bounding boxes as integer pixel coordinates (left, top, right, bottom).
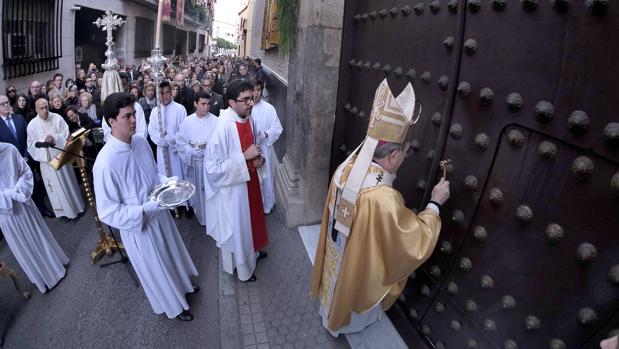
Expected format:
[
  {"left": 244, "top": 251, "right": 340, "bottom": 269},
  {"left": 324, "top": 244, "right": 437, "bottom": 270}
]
[{"left": 235, "top": 120, "right": 269, "bottom": 251}]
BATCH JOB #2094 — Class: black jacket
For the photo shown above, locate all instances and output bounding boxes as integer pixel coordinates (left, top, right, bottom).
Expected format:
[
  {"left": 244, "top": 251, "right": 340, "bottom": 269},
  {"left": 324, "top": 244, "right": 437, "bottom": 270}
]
[
  {"left": 209, "top": 92, "right": 225, "bottom": 117},
  {"left": 0, "top": 113, "right": 27, "bottom": 156}
]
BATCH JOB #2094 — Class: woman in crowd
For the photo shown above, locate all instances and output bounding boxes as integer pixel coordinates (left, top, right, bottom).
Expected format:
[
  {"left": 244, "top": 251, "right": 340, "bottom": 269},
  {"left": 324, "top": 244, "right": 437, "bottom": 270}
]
[
  {"left": 171, "top": 83, "right": 182, "bottom": 104},
  {"left": 65, "top": 85, "right": 80, "bottom": 106},
  {"left": 45, "top": 80, "right": 55, "bottom": 98},
  {"left": 79, "top": 92, "right": 99, "bottom": 125},
  {"left": 191, "top": 81, "right": 201, "bottom": 95},
  {"left": 75, "top": 69, "right": 87, "bottom": 90},
  {"left": 14, "top": 94, "right": 35, "bottom": 123},
  {"left": 49, "top": 95, "right": 67, "bottom": 121},
  {"left": 139, "top": 82, "right": 157, "bottom": 123},
  {"left": 130, "top": 86, "right": 141, "bottom": 100},
  {"left": 5, "top": 85, "right": 17, "bottom": 109}
]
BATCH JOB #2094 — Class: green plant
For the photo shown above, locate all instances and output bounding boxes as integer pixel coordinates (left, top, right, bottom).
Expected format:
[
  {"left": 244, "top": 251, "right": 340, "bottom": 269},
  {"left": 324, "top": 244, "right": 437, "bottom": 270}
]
[
  {"left": 278, "top": 0, "right": 299, "bottom": 53},
  {"left": 216, "top": 38, "right": 236, "bottom": 50}
]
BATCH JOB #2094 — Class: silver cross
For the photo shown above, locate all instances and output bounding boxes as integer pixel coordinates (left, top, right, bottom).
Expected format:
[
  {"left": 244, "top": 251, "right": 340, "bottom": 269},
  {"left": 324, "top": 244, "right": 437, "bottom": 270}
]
[{"left": 94, "top": 10, "right": 125, "bottom": 71}]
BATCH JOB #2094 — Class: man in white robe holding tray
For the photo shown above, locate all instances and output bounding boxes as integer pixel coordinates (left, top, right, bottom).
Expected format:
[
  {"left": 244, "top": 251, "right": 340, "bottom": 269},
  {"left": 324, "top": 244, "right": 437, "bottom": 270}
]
[{"left": 93, "top": 92, "right": 198, "bottom": 321}]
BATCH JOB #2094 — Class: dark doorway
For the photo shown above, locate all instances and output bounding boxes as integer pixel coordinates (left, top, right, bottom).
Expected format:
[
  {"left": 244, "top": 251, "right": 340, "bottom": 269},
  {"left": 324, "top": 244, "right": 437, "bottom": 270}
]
[{"left": 74, "top": 7, "right": 124, "bottom": 70}]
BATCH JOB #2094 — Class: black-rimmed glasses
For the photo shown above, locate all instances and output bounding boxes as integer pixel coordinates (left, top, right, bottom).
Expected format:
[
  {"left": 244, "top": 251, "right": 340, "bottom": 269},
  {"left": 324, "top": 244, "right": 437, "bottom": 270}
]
[{"left": 235, "top": 97, "right": 255, "bottom": 105}]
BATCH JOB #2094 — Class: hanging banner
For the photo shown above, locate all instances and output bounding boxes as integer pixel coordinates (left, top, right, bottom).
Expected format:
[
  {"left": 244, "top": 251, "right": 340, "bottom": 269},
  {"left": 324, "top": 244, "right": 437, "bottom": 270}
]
[
  {"left": 260, "top": 0, "right": 280, "bottom": 50},
  {"left": 176, "top": 0, "right": 185, "bottom": 26},
  {"left": 162, "top": 0, "right": 171, "bottom": 22}
]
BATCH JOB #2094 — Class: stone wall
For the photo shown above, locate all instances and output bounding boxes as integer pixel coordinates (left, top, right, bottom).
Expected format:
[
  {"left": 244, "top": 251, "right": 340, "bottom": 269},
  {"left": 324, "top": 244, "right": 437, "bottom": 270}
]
[{"left": 275, "top": 0, "right": 345, "bottom": 227}]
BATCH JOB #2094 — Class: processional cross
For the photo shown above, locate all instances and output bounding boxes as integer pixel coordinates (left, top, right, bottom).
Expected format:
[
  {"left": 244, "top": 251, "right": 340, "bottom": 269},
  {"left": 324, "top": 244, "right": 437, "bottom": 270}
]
[{"left": 94, "top": 10, "right": 125, "bottom": 71}]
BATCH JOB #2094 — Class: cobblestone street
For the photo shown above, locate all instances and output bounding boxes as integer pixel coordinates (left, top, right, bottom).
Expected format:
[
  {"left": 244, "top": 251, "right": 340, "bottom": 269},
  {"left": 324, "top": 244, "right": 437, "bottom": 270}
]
[{"left": 0, "top": 207, "right": 349, "bottom": 349}]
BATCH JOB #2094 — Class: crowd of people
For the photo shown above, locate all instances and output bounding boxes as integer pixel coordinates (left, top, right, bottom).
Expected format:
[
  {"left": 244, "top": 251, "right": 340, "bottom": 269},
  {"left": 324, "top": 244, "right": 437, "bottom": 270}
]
[
  {"left": 0, "top": 54, "right": 282, "bottom": 322},
  {"left": 2, "top": 53, "right": 616, "bottom": 347}
]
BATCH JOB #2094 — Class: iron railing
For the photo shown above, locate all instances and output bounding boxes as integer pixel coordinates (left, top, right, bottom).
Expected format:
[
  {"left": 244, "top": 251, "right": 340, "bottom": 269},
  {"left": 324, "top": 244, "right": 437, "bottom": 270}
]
[{"left": 2, "top": 0, "right": 63, "bottom": 80}]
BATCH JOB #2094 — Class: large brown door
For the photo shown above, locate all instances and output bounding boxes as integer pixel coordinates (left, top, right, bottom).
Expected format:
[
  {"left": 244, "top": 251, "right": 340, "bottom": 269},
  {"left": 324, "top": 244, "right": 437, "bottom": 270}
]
[{"left": 331, "top": 1, "right": 619, "bottom": 347}]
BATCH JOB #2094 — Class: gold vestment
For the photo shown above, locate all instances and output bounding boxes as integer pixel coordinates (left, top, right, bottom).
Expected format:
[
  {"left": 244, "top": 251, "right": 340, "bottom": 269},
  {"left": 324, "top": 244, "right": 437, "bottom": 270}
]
[{"left": 310, "top": 163, "right": 441, "bottom": 331}]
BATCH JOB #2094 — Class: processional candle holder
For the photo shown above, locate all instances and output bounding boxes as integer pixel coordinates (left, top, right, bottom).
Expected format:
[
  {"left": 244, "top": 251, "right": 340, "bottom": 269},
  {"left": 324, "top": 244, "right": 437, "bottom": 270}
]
[{"left": 145, "top": 0, "right": 180, "bottom": 219}]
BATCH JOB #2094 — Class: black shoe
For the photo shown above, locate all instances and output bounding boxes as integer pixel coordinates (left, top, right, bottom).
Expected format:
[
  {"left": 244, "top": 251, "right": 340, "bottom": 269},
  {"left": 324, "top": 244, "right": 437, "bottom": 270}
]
[
  {"left": 60, "top": 217, "right": 72, "bottom": 223},
  {"left": 243, "top": 274, "right": 257, "bottom": 282},
  {"left": 258, "top": 251, "right": 268, "bottom": 260},
  {"left": 189, "top": 285, "right": 200, "bottom": 294},
  {"left": 176, "top": 310, "right": 193, "bottom": 321},
  {"left": 186, "top": 207, "right": 194, "bottom": 220}
]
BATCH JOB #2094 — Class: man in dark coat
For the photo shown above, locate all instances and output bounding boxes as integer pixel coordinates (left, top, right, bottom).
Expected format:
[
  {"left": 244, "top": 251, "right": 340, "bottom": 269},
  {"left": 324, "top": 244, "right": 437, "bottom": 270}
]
[{"left": 201, "top": 78, "right": 224, "bottom": 116}]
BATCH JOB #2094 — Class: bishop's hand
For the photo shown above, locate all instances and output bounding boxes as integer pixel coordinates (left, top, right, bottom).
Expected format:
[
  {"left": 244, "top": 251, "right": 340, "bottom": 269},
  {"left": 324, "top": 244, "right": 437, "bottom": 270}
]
[{"left": 431, "top": 177, "right": 450, "bottom": 205}]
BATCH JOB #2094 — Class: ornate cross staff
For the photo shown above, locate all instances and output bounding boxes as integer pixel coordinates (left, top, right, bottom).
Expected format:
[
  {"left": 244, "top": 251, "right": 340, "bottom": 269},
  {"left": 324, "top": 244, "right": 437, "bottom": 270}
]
[
  {"left": 94, "top": 10, "right": 126, "bottom": 71},
  {"left": 84, "top": 10, "right": 127, "bottom": 263}
]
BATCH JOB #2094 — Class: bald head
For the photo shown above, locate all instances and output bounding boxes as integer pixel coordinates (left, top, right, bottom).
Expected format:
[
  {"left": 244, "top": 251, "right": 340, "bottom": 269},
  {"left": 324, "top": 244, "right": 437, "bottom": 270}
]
[
  {"left": 35, "top": 98, "right": 49, "bottom": 120},
  {"left": 174, "top": 74, "right": 185, "bottom": 87}
]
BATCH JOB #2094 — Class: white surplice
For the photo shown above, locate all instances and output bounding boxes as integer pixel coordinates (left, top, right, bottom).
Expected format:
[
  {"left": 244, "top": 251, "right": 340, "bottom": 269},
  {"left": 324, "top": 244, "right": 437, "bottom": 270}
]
[
  {"left": 93, "top": 135, "right": 198, "bottom": 318},
  {"left": 251, "top": 99, "right": 283, "bottom": 213},
  {"left": 203, "top": 108, "right": 258, "bottom": 281},
  {"left": 147, "top": 101, "right": 186, "bottom": 179},
  {"left": 101, "top": 102, "right": 148, "bottom": 142},
  {"left": 26, "top": 113, "right": 85, "bottom": 219},
  {"left": 0, "top": 142, "right": 68, "bottom": 293},
  {"left": 176, "top": 112, "right": 219, "bottom": 226}
]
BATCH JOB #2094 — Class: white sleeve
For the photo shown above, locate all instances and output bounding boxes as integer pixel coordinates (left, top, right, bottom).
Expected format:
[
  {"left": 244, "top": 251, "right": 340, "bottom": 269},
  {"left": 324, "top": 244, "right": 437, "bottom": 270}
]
[
  {"left": 426, "top": 203, "right": 440, "bottom": 214},
  {"left": 264, "top": 106, "right": 283, "bottom": 147},
  {"left": 93, "top": 162, "right": 145, "bottom": 232},
  {"left": 204, "top": 122, "right": 250, "bottom": 189},
  {"left": 175, "top": 121, "right": 193, "bottom": 166}
]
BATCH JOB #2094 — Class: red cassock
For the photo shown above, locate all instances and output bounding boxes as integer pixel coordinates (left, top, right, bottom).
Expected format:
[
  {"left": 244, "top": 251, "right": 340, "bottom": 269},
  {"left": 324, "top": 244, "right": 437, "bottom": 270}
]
[{"left": 235, "top": 121, "right": 269, "bottom": 251}]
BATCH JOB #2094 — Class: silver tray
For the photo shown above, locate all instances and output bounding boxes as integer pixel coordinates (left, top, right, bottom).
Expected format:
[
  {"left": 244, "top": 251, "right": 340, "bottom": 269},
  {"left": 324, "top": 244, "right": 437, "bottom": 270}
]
[{"left": 149, "top": 180, "right": 196, "bottom": 208}]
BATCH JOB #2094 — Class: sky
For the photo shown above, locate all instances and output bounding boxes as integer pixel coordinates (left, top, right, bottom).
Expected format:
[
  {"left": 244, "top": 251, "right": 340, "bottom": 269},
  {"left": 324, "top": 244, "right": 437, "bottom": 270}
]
[{"left": 214, "top": 0, "right": 243, "bottom": 25}]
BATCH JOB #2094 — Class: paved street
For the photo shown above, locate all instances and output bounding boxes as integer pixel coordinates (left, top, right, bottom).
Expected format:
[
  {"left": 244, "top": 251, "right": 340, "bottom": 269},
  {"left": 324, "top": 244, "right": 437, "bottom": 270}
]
[{"left": 0, "top": 206, "right": 349, "bottom": 349}]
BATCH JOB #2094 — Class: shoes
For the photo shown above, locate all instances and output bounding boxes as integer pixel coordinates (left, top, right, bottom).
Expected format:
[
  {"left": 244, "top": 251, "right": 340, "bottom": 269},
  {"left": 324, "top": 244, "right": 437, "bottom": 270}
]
[
  {"left": 176, "top": 309, "right": 194, "bottom": 321},
  {"left": 60, "top": 217, "right": 72, "bottom": 223},
  {"left": 243, "top": 274, "right": 257, "bottom": 282},
  {"left": 258, "top": 251, "right": 268, "bottom": 260},
  {"left": 186, "top": 207, "right": 194, "bottom": 220}
]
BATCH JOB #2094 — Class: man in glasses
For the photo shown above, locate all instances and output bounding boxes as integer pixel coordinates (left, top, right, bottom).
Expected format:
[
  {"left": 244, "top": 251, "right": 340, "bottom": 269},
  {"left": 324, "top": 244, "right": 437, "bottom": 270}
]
[
  {"left": 204, "top": 79, "right": 269, "bottom": 282},
  {"left": 201, "top": 78, "right": 224, "bottom": 116},
  {"left": 26, "top": 80, "right": 47, "bottom": 110},
  {"left": 310, "top": 79, "right": 450, "bottom": 336}
]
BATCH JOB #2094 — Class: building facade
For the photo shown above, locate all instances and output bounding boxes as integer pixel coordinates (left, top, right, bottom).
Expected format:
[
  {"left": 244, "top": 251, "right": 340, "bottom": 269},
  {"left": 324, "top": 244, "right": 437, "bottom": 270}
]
[{"left": 0, "top": 0, "right": 214, "bottom": 94}]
